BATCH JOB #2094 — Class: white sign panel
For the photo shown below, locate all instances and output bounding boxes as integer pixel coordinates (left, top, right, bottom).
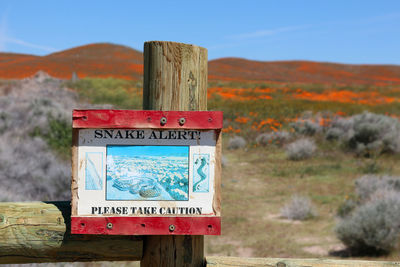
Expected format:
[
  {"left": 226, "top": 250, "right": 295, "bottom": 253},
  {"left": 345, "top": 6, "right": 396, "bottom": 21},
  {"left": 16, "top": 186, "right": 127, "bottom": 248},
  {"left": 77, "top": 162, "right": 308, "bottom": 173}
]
[{"left": 77, "top": 129, "right": 217, "bottom": 216}]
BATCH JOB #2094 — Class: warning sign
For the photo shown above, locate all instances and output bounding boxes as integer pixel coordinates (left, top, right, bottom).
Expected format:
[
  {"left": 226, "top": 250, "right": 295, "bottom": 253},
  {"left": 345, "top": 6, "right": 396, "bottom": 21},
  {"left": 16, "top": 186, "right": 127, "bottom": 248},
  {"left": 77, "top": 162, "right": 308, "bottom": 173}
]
[{"left": 71, "top": 110, "right": 222, "bottom": 235}]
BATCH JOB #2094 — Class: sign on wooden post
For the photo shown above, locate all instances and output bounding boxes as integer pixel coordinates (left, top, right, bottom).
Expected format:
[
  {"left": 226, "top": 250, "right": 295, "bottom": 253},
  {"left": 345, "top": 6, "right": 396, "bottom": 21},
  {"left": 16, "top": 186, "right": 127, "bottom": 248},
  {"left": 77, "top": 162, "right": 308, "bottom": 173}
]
[{"left": 71, "top": 109, "right": 222, "bottom": 235}]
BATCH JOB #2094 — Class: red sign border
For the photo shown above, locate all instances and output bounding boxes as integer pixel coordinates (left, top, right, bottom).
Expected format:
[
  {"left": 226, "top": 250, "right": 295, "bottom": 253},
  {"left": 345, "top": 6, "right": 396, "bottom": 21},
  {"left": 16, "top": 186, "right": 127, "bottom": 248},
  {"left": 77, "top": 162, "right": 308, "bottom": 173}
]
[
  {"left": 71, "top": 216, "right": 221, "bottom": 235},
  {"left": 73, "top": 109, "right": 223, "bottom": 129}
]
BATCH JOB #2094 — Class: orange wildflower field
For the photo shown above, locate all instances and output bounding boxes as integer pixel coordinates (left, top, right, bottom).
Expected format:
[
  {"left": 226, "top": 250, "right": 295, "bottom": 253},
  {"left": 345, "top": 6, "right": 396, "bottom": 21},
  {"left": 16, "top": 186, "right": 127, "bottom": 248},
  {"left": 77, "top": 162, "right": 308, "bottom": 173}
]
[
  {"left": 65, "top": 77, "right": 400, "bottom": 138},
  {"left": 206, "top": 82, "right": 400, "bottom": 137}
]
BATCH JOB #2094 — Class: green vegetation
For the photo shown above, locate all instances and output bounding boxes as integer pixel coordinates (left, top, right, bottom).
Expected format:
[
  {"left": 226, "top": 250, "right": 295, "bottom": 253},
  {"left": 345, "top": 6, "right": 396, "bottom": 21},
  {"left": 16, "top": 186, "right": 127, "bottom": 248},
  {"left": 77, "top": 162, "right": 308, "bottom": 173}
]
[
  {"left": 31, "top": 114, "right": 72, "bottom": 159},
  {"left": 66, "top": 78, "right": 142, "bottom": 109}
]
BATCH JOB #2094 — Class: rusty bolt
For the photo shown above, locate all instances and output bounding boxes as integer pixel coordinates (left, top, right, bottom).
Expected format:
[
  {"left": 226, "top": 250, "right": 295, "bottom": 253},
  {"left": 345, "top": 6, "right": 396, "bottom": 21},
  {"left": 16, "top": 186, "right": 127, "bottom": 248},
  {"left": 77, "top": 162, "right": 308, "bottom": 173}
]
[
  {"left": 169, "top": 224, "right": 175, "bottom": 232},
  {"left": 179, "top": 117, "right": 186, "bottom": 125},
  {"left": 160, "top": 117, "right": 167, "bottom": 125},
  {"left": 106, "top": 222, "right": 113, "bottom": 229}
]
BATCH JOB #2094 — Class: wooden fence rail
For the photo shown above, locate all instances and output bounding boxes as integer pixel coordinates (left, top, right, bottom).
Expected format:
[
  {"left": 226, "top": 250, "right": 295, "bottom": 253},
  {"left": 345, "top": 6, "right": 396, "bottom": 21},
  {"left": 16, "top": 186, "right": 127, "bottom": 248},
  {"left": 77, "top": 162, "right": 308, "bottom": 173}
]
[
  {"left": 205, "top": 256, "right": 400, "bottom": 267},
  {"left": 0, "top": 202, "right": 142, "bottom": 264}
]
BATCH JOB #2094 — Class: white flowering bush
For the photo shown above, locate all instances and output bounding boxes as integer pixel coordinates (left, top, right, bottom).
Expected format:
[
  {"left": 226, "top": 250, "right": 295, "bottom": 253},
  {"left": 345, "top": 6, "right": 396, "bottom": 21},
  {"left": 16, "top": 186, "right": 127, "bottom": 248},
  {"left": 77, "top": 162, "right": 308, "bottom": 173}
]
[
  {"left": 285, "top": 138, "right": 316, "bottom": 160},
  {"left": 281, "top": 195, "right": 317, "bottom": 220},
  {"left": 227, "top": 136, "right": 247, "bottom": 150},
  {"left": 336, "top": 175, "right": 400, "bottom": 255},
  {"left": 326, "top": 112, "right": 400, "bottom": 156}
]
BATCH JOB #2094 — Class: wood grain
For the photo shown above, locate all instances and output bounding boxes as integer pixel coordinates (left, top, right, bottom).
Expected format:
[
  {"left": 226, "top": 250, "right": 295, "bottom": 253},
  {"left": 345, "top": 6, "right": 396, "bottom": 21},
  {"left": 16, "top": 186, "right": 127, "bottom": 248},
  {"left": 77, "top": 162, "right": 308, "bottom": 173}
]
[
  {"left": 141, "top": 41, "right": 208, "bottom": 267},
  {"left": 71, "top": 129, "right": 79, "bottom": 216},
  {"left": 0, "top": 202, "right": 142, "bottom": 264},
  {"left": 143, "top": 41, "right": 207, "bottom": 111},
  {"left": 142, "top": 235, "right": 204, "bottom": 267},
  {"left": 213, "top": 130, "right": 222, "bottom": 216},
  {"left": 206, "top": 256, "right": 400, "bottom": 267}
]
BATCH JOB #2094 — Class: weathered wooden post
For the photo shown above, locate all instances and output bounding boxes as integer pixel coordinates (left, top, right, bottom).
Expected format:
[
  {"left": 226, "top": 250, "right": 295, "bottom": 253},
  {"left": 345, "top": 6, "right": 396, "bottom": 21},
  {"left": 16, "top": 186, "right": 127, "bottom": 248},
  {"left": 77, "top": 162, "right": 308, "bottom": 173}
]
[{"left": 141, "top": 41, "right": 210, "bottom": 267}]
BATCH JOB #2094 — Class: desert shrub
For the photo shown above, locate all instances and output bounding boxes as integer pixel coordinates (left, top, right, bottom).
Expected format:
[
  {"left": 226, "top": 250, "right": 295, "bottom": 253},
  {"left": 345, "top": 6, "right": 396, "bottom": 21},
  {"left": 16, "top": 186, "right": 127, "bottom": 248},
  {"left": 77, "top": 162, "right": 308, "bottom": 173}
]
[
  {"left": 337, "top": 198, "right": 358, "bottom": 218},
  {"left": 280, "top": 195, "right": 317, "bottom": 220},
  {"left": 0, "top": 73, "right": 110, "bottom": 201},
  {"left": 256, "top": 131, "right": 291, "bottom": 146},
  {"left": 285, "top": 138, "right": 316, "bottom": 160},
  {"left": 326, "top": 112, "right": 400, "bottom": 156},
  {"left": 325, "top": 127, "right": 345, "bottom": 141},
  {"left": 355, "top": 175, "right": 400, "bottom": 202},
  {"left": 335, "top": 190, "right": 400, "bottom": 255},
  {"left": 289, "top": 111, "right": 332, "bottom": 136},
  {"left": 0, "top": 76, "right": 75, "bottom": 201},
  {"left": 337, "top": 175, "right": 400, "bottom": 217},
  {"left": 336, "top": 175, "right": 400, "bottom": 254},
  {"left": 227, "top": 136, "right": 247, "bottom": 150},
  {"left": 291, "top": 120, "right": 322, "bottom": 136},
  {"left": 0, "top": 136, "right": 71, "bottom": 201}
]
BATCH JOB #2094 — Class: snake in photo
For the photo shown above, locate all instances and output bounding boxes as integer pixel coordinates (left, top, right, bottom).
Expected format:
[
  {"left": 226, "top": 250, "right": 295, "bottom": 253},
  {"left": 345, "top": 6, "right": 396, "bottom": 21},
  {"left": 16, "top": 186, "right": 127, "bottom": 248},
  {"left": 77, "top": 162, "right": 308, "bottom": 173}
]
[{"left": 194, "top": 156, "right": 208, "bottom": 191}]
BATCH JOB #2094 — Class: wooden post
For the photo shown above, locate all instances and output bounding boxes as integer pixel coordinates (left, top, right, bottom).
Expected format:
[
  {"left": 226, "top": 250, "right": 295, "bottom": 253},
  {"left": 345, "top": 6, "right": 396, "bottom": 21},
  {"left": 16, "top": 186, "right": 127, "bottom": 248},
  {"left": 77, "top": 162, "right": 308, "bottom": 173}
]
[{"left": 141, "top": 41, "right": 208, "bottom": 267}]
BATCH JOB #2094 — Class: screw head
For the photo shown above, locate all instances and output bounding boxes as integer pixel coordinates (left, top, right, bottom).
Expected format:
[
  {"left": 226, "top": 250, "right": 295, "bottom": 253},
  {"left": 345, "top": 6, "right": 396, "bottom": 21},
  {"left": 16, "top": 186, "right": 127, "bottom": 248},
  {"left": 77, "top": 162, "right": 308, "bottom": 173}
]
[
  {"left": 106, "top": 222, "right": 113, "bottom": 229},
  {"left": 160, "top": 117, "right": 167, "bottom": 125},
  {"left": 169, "top": 224, "right": 175, "bottom": 232},
  {"left": 179, "top": 117, "right": 186, "bottom": 125}
]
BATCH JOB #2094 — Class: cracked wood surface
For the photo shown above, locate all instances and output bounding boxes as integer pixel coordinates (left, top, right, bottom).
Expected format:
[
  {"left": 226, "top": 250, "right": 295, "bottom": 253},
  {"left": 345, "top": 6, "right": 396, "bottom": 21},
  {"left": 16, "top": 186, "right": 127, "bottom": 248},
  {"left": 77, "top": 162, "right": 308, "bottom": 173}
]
[{"left": 0, "top": 201, "right": 142, "bottom": 264}]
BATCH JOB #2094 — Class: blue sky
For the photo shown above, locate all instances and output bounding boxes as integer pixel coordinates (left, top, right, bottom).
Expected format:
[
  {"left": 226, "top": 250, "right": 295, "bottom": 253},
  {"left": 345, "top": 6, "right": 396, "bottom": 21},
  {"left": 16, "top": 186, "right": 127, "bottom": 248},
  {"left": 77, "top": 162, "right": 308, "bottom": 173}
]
[
  {"left": 0, "top": 1, "right": 399, "bottom": 64},
  {"left": 108, "top": 145, "right": 189, "bottom": 158}
]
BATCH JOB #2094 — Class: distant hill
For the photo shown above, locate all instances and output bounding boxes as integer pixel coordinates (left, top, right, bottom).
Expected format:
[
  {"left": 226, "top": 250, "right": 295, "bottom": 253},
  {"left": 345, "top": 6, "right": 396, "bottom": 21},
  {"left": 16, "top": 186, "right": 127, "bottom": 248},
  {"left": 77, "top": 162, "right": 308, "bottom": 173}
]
[
  {"left": 1, "top": 43, "right": 400, "bottom": 85},
  {"left": 0, "top": 43, "right": 143, "bottom": 80},
  {"left": 209, "top": 58, "right": 400, "bottom": 86},
  {"left": 0, "top": 53, "right": 39, "bottom": 64}
]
